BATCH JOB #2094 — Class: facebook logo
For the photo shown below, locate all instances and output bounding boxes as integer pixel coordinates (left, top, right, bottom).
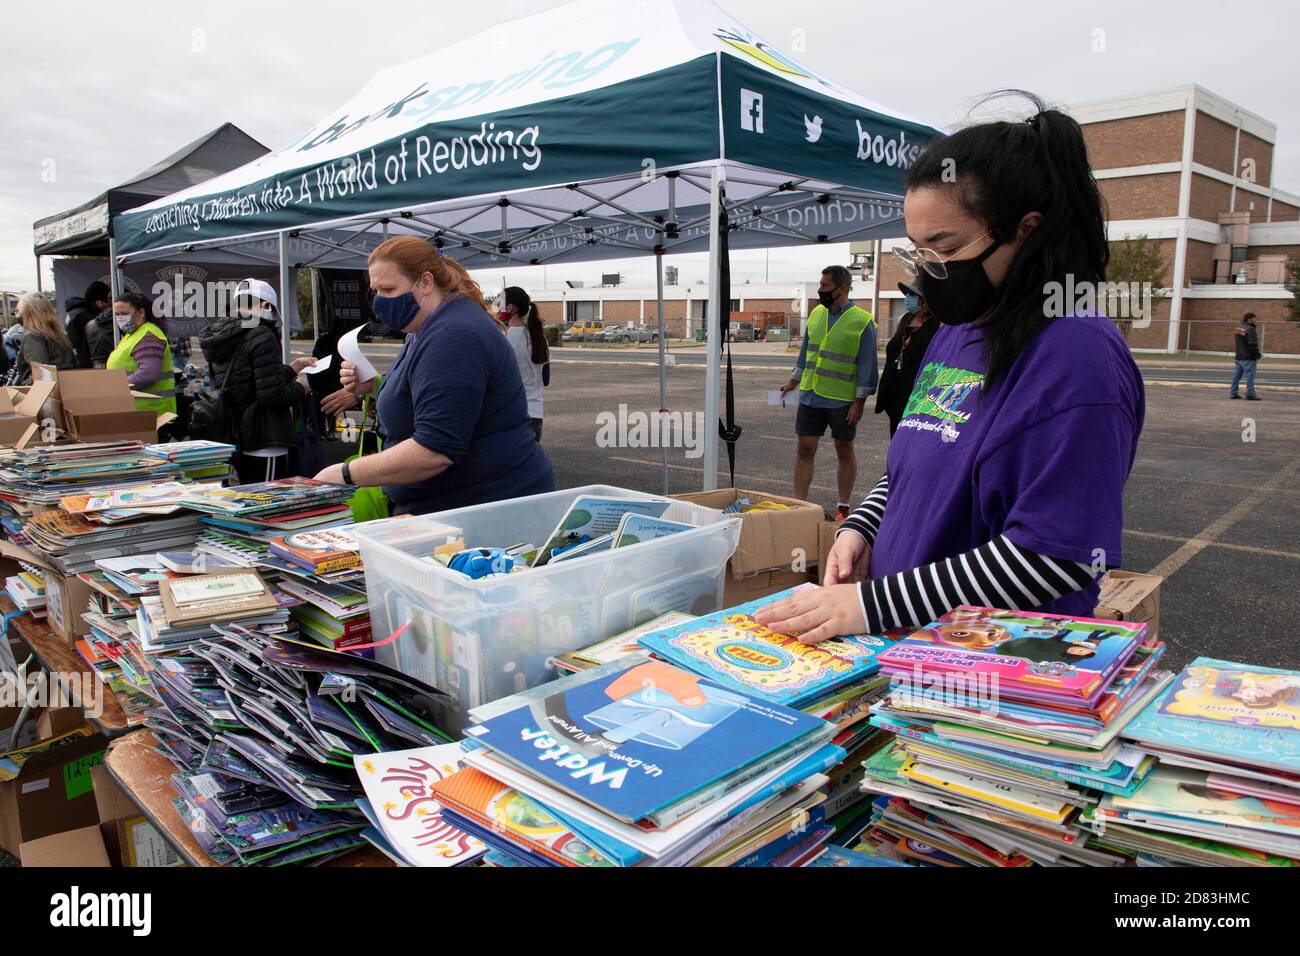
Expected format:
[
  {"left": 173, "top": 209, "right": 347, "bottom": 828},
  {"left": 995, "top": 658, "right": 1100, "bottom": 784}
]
[{"left": 740, "top": 89, "right": 764, "bottom": 134}]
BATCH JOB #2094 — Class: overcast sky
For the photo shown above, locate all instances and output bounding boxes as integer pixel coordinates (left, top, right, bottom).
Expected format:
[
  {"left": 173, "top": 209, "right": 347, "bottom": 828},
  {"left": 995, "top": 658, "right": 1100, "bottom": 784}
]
[{"left": 2, "top": 0, "right": 1296, "bottom": 296}]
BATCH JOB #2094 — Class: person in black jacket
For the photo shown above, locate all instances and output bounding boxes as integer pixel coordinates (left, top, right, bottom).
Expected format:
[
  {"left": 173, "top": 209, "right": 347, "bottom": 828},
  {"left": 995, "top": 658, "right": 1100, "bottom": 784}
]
[
  {"left": 1230, "top": 311, "right": 1262, "bottom": 401},
  {"left": 198, "top": 280, "right": 316, "bottom": 483},
  {"left": 64, "top": 280, "right": 111, "bottom": 368},
  {"left": 875, "top": 282, "right": 940, "bottom": 435}
]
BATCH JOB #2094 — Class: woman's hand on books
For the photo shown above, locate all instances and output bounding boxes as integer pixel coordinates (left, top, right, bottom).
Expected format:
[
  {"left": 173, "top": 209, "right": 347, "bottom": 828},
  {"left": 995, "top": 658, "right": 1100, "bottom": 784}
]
[
  {"left": 824, "top": 527, "right": 870, "bottom": 586},
  {"left": 753, "top": 584, "right": 868, "bottom": 645},
  {"left": 340, "top": 360, "right": 375, "bottom": 397}
]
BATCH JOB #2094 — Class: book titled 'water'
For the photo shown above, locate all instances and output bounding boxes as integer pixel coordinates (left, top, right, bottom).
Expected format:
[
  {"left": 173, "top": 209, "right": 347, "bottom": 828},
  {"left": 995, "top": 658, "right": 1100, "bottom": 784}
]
[{"left": 465, "top": 659, "right": 825, "bottom": 823}]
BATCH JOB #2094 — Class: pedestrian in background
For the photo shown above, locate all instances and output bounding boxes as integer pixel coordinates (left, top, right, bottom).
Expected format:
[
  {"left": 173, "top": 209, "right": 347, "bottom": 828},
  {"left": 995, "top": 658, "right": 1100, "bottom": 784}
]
[{"left": 1230, "top": 311, "right": 1262, "bottom": 401}]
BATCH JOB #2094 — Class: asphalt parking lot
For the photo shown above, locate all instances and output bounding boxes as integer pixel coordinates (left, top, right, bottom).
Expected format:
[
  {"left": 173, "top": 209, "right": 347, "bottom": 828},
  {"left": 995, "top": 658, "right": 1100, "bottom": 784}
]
[{"left": 314, "top": 342, "right": 1300, "bottom": 673}]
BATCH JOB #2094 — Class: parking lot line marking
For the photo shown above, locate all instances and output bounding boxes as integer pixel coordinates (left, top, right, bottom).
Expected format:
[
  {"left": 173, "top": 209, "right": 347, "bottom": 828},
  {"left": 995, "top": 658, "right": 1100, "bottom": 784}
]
[
  {"left": 1125, "top": 529, "right": 1300, "bottom": 562},
  {"left": 1149, "top": 455, "right": 1300, "bottom": 581}
]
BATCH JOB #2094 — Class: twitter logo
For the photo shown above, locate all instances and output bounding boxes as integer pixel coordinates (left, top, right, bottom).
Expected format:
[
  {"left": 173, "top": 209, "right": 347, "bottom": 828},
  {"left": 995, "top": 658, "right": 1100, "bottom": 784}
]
[{"left": 804, "top": 114, "right": 823, "bottom": 143}]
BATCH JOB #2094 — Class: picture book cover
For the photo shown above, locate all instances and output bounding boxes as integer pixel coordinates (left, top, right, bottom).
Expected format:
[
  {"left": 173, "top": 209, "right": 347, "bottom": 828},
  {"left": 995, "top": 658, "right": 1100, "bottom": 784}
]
[
  {"left": 637, "top": 584, "right": 895, "bottom": 707},
  {"left": 565, "top": 611, "right": 698, "bottom": 669},
  {"left": 876, "top": 606, "right": 1146, "bottom": 702},
  {"left": 270, "top": 527, "right": 360, "bottom": 567},
  {"left": 430, "top": 766, "right": 634, "bottom": 867},
  {"left": 1123, "top": 657, "right": 1300, "bottom": 774},
  {"left": 532, "top": 496, "right": 670, "bottom": 567},
  {"left": 464, "top": 658, "right": 826, "bottom": 823},
  {"left": 352, "top": 744, "right": 486, "bottom": 867},
  {"left": 612, "top": 514, "right": 694, "bottom": 549},
  {"left": 1106, "top": 764, "right": 1300, "bottom": 838}
]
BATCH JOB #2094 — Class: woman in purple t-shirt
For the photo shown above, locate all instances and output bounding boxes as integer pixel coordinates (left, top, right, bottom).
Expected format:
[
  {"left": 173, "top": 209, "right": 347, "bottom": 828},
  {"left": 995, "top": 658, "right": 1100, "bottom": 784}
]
[{"left": 758, "top": 91, "right": 1145, "bottom": 643}]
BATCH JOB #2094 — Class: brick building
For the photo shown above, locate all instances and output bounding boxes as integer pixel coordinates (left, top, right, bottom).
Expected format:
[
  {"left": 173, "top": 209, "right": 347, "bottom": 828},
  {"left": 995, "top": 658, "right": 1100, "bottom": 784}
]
[
  {"left": 530, "top": 282, "right": 828, "bottom": 340},
  {"left": 873, "top": 85, "right": 1300, "bottom": 354},
  {"left": 529, "top": 86, "right": 1299, "bottom": 354}
]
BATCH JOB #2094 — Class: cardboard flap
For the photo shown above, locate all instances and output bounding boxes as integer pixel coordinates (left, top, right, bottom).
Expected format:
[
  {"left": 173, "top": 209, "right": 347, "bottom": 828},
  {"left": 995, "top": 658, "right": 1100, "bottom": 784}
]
[
  {"left": 30, "top": 362, "right": 59, "bottom": 385},
  {"left": 156, "top": 412, "right": 178, "bottom": 427},
  {"left": 0, "top": 539, "right": 56, "bottom": 573},
  {"left": 55, "top": 368, "right": 137, "bottom": 413},
  {"left": 20, "top": 825, "right": 111, "bottom": 867},
  {"left": 14, "top": 380, "right": 56, "bottom": 418}
]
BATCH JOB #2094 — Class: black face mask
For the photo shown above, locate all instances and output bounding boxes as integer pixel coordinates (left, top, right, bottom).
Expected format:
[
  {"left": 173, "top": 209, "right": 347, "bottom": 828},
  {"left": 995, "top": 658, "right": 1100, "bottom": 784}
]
[
  {"left": 914, "top": 240, "right": 1001, "bottom": 326},
  {"left": 817, "top": 287, "right": 841, "bottom": 309}
]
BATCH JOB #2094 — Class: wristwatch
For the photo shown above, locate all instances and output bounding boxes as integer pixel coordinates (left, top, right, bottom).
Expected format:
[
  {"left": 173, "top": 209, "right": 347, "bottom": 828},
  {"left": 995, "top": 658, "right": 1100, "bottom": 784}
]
[{"left": 341, "top": 460, "right": 355, "bottom": 486}]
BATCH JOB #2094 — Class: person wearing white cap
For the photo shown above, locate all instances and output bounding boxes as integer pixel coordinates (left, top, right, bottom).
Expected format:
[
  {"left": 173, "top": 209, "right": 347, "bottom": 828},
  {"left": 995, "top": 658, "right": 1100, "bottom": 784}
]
[{"left": 198, "top": 279, "right": 319, "bottom": 482}]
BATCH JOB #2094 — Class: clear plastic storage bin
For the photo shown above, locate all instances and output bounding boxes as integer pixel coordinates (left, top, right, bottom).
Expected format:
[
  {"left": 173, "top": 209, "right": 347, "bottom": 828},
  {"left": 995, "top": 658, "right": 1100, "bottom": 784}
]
[{"left": 349, "top": 485, "right": 741, "bottom": 734}]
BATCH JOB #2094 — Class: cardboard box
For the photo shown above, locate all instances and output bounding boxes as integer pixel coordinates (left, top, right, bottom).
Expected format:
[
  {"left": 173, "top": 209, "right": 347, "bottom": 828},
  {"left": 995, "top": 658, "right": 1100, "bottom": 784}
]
[
  {"left": 43, "top": 569, "right": 94, "bottom": 642},
  {"left": 30, "top": 365, "right": 174, "bottom": 443},
  {"left": 672, "top": 488, "right": 825, "bottom": 577},
  {"left": 1094, "top": 570, "right": 1162, "bottom": 640},
  {"left": 0, "top": 707, "right": 107, "bottom": 857},
  {"left": 817, "top": 521, "right": 840, "bottom": 584},
  {"left": 92, "top": 764, "right": 182, "bottom": 867},
  {"left": 721, "top": 567, "right": 813, "bottom": 606},
  {"left": 0, "top": 380, "right": 58, "bottom": 449},
  {"left": 19, "top": 824, "right": 112, "bottom": 867}
]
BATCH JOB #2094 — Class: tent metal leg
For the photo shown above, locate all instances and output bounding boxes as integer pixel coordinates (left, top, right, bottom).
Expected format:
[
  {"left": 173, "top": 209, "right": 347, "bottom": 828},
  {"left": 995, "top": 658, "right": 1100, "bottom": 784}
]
[
  {"left": 655, "top": 250, "right": 668, "bottom": 495},
  {"left": 279, "top": 231, "right": 291, "bottom": 363},
  {"left": 703, "top": 167, "right": 723, "bottom": 491},
  {"left": 34, "top": 255, "right": 42, "bottom": 293}
]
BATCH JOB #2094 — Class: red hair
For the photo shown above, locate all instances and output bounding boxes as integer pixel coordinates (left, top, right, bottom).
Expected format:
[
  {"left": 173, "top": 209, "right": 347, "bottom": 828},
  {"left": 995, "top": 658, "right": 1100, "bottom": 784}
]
[{"left": 368, "top": 237, "right": 487, "bottom": 314}]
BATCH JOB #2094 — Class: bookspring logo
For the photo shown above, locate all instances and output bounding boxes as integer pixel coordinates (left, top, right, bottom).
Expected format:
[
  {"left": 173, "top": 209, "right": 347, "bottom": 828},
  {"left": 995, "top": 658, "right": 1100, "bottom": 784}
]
[{"left": 50, "top": 886, "right": 151, "bottom": 937}]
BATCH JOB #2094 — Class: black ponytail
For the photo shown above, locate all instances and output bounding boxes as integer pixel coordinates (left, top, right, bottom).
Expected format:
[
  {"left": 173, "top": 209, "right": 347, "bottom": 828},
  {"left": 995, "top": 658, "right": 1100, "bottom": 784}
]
[
  {"left": 905, "top": 90, "right": 1108, "bottom": 388},
  {"left": 504, "top": 286, "right": 548, "bottom": 365}
]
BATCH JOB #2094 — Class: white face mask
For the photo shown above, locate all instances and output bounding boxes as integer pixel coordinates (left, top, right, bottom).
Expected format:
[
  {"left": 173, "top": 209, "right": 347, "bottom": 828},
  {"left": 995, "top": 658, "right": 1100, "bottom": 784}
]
[{"left": 115, "top": 313, "right": 135, "bottom": 331}]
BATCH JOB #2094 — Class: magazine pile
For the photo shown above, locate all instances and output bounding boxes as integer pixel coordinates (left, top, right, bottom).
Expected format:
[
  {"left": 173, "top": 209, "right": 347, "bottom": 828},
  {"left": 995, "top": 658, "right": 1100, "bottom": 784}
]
[
  {"left": 854, "top": 606, "right": 1173, "bottom": 866},
  {"left": 181, "top": 478, "right": 371, "bottom": 650},
  {"left": 1095, "top": 658, "right": 1300, "bottom": 866}
]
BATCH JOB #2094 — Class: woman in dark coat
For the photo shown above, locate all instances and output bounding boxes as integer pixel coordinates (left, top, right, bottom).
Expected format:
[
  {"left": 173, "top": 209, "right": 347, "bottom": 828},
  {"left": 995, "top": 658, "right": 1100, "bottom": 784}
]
[
  {"left": 874, "top": 282, "right": 940, "bottom": 435},
  {"left": 199, "top": 281, "right": 315, "bottom": 483}
]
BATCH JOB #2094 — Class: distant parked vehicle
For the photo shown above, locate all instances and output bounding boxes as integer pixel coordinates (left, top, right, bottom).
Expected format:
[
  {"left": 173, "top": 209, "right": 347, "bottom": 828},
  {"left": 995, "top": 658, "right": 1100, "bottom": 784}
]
[
  {"left": 630, "top": 324, "right": 661, "bottom": 343},
  {"left": 596, "top": 325, "right": 633, "bottom": 343},
  {"left": 727, "top": 321, "right": 755, "bottom": 343},
  {"left": 563, "top": 320, "right": 605, "bottom": 341}
]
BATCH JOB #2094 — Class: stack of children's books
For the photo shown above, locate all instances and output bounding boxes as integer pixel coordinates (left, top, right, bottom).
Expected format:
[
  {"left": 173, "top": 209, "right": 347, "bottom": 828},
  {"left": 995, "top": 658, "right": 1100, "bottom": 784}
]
[
  {"left": 180, "top": 478, "right": 355, "bottom": 570},
  {"left": 4, "top": 565, "right": 46, "bottom": 620},
  {"left": 633, "top": 583, "right": 900, "bottom": 845},
  {"left": 150, "top": 628, "right": 456, "bottom": 865},
  {"left": 1093, "top": 658, "right": 1300, "bottom": 866},
  {"left": 262, "top": 527, "right": 371, "bottom": 651},
  {"left": 421, "top": 655, "right": 844, "bottom": 867},
  {"left": 0, "top": 440, "right": 233, "bottom": 507},
  {"left": 851, "top": 605, "right": 1172, "bottom": 866}
]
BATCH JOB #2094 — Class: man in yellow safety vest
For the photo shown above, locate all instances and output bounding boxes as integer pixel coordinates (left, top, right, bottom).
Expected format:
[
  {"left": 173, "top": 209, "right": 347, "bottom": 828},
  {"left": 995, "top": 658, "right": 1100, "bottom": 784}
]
[{"left": 779, "top": 265, "right": 879, "bottom": 522}]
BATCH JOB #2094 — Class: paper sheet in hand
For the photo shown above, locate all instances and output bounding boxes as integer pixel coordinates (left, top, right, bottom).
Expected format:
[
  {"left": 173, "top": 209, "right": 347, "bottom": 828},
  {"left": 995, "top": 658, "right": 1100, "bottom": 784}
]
[
  {"left": 338, "top": 328, "right": 378, "bottom": 383},
  {"left": 305, "top": 355, "right": 333, "bottom": 375},
  {"left": 767, "top": 390, "right": 789, "bottom": 407}
]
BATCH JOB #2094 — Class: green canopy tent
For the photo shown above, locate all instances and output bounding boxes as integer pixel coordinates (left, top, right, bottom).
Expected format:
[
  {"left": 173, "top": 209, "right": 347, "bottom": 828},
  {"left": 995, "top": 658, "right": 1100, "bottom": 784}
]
[{"left": 113, "top": 0, "right": 942, "bottom": 490}]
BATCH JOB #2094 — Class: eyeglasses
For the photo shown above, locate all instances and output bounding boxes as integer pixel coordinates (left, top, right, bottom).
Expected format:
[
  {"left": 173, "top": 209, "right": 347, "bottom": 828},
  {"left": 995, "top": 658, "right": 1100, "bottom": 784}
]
[{"left": 893, "top": 231, "right": 992, "bottom": 280}]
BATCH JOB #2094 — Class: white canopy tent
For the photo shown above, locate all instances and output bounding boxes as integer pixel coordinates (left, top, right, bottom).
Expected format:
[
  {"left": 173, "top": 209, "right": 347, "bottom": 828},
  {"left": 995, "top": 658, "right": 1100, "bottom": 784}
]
[{"left": 114, "top": 0, "right": 942, "bottom": 489}]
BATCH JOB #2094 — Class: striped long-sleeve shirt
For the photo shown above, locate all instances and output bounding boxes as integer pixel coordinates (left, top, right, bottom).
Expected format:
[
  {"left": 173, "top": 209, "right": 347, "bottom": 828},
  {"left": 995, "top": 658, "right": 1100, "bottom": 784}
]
[{"left": 838, "top": 476, "right": 1097, "bottom": 633}]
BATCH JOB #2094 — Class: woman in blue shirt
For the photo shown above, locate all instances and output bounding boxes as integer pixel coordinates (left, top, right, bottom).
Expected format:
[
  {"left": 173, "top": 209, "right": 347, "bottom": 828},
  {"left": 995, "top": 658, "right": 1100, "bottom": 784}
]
[{"left": 315, "top": 237, "right": 554, "bottom": 514}]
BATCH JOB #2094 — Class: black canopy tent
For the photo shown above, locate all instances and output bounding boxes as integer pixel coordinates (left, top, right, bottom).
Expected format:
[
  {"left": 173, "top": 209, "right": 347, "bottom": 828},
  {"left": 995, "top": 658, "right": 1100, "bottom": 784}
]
[{"left": 32, "top": 123, "right": 269, "bottom": 300}]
